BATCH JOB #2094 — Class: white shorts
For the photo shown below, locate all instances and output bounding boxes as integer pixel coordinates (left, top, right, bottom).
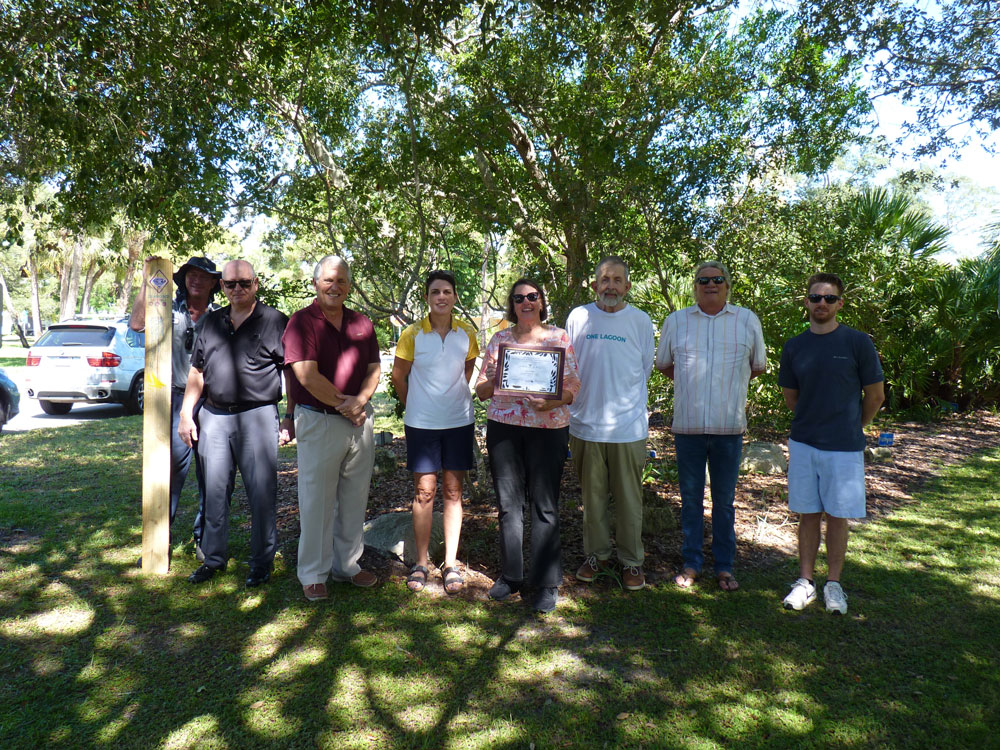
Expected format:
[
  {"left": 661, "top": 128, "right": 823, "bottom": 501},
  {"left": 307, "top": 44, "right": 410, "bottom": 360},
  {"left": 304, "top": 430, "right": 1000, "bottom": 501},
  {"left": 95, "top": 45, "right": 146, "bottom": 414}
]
[{"left": 787, "top": 439, "right": 866, "bottom": 519}]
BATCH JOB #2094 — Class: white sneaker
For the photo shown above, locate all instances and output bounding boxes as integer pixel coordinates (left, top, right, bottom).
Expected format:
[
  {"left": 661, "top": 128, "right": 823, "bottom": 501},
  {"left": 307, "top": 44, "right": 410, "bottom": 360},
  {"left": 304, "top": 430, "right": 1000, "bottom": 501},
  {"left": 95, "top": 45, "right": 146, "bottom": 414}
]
[
  {"left": 823, "top": 581, "right": 848, "bottom": 615},
  {"left": 783, "top": 578, "right": 817, "bottom": 610}
]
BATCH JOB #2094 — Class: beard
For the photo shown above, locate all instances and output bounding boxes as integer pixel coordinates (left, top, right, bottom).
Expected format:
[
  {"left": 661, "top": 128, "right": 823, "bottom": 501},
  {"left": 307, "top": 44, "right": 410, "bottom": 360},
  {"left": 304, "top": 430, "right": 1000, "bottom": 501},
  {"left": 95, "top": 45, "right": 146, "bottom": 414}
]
[{"left": 599, "top": 291, "right": 623, "bottom": 308}]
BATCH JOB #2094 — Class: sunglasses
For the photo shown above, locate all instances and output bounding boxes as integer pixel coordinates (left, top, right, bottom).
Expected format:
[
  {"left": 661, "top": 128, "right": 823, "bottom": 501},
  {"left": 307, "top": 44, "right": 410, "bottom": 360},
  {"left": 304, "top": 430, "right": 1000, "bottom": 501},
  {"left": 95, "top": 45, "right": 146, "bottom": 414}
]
[
  {"left": 512, "top": 292, "right": 540, "bottom": 303},
  {"left": 696, "top": 276, "right": 726, "bottom": 285},
  {"left": 222, "top": 279, "right": 254, "bottom": 290},
  {"left": 807, "top": 293, "right": 841, "bottom": 303},
  {"left": 183, "top": 327, "right": 195, "bottom": 352}
]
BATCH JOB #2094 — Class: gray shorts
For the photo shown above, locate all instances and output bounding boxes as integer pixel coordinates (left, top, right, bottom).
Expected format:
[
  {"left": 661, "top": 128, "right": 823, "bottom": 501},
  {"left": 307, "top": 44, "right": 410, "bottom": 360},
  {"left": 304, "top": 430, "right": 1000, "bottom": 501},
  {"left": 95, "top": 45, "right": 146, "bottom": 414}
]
[{"left": 787, "top": 439, "right": 866, "bottom": 519}]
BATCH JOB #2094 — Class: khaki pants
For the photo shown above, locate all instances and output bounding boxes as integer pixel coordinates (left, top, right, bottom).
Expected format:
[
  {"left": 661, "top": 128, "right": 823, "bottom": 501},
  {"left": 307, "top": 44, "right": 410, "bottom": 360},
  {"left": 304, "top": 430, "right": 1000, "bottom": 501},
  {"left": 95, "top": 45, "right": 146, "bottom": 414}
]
[
  {"left": 570, "top": 436, "right": 646, "bottom": 567},
  {"left": 295, "top": 406, "right": 374, "bottom": 585}
]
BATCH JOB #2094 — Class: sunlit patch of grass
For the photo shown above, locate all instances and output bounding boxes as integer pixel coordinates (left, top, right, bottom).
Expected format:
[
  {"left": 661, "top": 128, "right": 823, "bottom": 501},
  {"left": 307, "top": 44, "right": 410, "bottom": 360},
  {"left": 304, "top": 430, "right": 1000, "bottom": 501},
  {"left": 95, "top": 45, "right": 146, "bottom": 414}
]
[
  {"left": 162, "top": 715, "right": 224, "bottom": 750},
  {"left": 263, "top": 646, "right": 329, "bottom": 682},
  {"left": 1, "top": 603, "right": 95, "bottom": 637},
  {"left": 95, "top": 700, "right": 140, "bottom": 744},
  {"left": 243, "top": 615, "right": 310, "bottom": 666}
]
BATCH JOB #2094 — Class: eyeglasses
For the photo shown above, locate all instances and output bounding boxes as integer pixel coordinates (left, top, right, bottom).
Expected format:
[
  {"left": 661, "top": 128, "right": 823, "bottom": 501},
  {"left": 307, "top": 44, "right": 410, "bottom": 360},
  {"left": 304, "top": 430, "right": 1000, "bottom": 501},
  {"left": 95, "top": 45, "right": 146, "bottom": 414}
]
[
  {"left": 807, "top": 293, "right": 841, "bottom": 303},
  {"left": 512, "top": 292, "right": 540, "bottom": 303},
  {"left": 183, "top": 327, "right": 195, "bottom": 352},
  {"left": 222, "top": 279, "right": 254, "bottom": 290},
  {"left": 696, "top": 276, "right": 726, "bottom": 285}
]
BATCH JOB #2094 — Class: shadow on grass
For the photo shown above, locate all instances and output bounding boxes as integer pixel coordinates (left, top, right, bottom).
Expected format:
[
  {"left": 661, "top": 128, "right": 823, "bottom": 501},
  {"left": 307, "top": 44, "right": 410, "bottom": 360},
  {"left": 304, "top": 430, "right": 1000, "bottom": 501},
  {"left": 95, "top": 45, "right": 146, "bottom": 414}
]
[{"left": 1, "top": 431, "right": 998, "bottom": 748}]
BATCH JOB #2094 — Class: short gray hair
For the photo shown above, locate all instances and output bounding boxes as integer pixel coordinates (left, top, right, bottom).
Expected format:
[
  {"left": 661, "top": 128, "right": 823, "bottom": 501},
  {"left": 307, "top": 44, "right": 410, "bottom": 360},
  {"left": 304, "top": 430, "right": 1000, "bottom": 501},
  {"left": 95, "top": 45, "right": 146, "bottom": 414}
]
[
  {"left": 693, "top": 260, "right": 732, "bottom": 299},
  {"left": 595, "top": 255, "right": 630, "bottom": 283},
  {"left": 313, "top": 255, "right": 351, "bottom": 283}
]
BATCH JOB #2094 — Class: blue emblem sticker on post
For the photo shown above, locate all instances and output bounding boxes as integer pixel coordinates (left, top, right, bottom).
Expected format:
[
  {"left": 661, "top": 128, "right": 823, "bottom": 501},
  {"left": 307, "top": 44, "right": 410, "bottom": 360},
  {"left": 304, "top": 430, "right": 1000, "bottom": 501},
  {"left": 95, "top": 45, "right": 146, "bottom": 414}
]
[
  {"left": 149, "top": 270, "right": 169, "bottom": 292},
  {"left": 878, "top": 432, "right": 894, "bottom": 447}
]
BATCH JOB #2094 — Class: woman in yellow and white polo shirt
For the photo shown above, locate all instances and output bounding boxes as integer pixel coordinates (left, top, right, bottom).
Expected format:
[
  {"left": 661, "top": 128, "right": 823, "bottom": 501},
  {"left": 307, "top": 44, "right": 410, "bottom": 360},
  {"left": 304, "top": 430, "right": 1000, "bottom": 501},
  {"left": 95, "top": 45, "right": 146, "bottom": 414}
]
[{"left": 391, "top": 270, "right": 479, "bottom": 594}]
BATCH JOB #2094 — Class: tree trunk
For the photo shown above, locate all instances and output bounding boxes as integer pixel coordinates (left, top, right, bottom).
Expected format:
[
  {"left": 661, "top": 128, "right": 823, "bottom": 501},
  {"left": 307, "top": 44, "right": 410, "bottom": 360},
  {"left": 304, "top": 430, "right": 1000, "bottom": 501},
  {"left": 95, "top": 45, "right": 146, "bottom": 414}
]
[
  {"left": 117, "top": 229, "right": 147, "bottom": 314},
  {"left": 480, "top": 236, "right": 490, "bottom": 351},
  {"left": 80, "top": 260, "right": 105, "bottom": 315},
  {"left": 61, "top": 238, "right": 83, "bottom": 320},
  {"left": 0, "top": 268, "right": 29, "bottom": 347},
  {"left": 28, "top": 250, "right": 42, "bottom": 335}
]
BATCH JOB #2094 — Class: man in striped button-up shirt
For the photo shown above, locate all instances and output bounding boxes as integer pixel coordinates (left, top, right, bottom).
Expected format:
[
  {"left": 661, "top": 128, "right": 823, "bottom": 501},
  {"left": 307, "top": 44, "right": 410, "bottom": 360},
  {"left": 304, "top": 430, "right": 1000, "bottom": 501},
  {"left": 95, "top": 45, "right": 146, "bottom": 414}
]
[{"left": 655, "top": 261, "right": 766, "bottom": 592}]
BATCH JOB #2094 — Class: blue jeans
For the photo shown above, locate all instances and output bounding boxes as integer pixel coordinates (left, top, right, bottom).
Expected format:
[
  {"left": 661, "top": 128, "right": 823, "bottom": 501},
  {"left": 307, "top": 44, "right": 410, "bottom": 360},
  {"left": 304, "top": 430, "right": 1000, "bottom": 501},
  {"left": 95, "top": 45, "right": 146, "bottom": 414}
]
[{"left": 674, "top": 433, "right": 743, "bottom": 575}]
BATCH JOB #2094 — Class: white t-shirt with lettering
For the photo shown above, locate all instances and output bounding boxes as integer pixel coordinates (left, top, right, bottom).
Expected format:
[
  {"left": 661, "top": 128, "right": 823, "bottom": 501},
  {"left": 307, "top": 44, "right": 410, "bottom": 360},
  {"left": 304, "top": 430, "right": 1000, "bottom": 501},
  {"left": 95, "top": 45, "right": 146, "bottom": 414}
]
[{"left": 566, "top": 303, "right": 655, "bottom": 443}]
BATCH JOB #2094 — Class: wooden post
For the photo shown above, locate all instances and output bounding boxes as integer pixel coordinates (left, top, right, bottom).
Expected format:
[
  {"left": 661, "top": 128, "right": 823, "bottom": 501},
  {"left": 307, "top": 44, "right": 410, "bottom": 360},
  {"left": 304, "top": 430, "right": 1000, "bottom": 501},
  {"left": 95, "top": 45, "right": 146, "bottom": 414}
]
[{"left": 141, "top": 258, "right": 173, "bottom": 574}]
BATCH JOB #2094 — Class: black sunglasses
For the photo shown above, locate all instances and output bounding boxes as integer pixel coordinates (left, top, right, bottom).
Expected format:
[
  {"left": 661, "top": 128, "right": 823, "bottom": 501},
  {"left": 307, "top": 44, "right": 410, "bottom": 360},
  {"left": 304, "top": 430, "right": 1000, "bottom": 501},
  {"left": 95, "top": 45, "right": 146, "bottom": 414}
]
[
  {"left": 696, "top": 276, "right": 726, "bottom": 285},
  {"left": 512, "top": 292, "right": 540, "bottom": 303},
  {"left": 222, "top": 279, "right": 254, "bottom": 290},
  {"left": 807, "top": 293, "right": 841, "bottom": 303},
  {"left": 183, "top": 327, "right": 195, "bottom": 352}
]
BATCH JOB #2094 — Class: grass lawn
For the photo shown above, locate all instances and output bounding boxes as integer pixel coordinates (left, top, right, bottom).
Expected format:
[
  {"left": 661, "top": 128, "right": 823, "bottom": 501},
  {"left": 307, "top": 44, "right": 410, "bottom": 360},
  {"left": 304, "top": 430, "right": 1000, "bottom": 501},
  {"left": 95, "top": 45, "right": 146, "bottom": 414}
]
[{"left": 1, "top": 419, "right": 998, "bottom": 749}]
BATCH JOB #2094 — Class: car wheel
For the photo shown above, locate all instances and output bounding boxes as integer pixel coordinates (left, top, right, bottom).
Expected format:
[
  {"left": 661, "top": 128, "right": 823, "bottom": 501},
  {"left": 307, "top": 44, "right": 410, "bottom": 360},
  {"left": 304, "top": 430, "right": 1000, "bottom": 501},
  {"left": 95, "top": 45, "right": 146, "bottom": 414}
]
[
  {"left": 124, "top": 375, "right": 144, "bottom": 415},
  {"left": 40, "top": 400, "right": 73, "bottom": 415}
]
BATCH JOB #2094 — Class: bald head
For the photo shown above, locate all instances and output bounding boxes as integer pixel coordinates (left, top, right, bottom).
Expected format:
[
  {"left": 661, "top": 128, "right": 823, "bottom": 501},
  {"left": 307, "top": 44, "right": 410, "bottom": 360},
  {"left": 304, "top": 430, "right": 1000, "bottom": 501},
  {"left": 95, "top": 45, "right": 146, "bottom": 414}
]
[{"left": 221, "top": 259, "right": 259, "bottom": 312}]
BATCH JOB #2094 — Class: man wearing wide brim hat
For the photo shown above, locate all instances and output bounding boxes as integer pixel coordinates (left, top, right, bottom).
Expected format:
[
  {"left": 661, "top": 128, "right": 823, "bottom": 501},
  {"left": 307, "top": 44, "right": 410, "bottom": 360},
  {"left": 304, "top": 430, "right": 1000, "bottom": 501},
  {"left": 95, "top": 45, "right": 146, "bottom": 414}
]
[{"left": 130, "top": 256, "right": 222, "bottom": 564}]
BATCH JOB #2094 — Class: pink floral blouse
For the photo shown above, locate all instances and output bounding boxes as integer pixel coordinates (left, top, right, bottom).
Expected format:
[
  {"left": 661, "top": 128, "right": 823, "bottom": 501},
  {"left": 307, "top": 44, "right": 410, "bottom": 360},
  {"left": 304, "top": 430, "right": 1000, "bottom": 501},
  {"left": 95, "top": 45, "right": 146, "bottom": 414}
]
[{"left": 477, "top": 326, "right": 581, "bottom": 429}]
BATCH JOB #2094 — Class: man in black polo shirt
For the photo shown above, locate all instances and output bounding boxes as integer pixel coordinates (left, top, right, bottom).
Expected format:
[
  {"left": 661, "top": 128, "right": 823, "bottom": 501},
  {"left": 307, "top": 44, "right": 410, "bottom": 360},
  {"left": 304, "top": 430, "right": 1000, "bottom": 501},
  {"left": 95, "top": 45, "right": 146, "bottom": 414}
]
[{"left": 178, "top": 260, "right": 289, "bottom": 586}]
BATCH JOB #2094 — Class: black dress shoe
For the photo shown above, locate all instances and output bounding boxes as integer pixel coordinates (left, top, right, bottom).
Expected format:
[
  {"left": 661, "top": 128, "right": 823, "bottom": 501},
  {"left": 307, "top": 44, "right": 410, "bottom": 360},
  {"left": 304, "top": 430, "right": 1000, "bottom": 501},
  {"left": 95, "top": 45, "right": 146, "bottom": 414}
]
[
  {"left": 188, "top": 564, "right": 225, "bottom": 583},
  {"left": 245, "top": 567, "right": 272, "bottom": 587},
  {"left": 488, "top": 577, "right": 522, "bottom": 601},
  {"left": 532, "top": 586, "right": 559, "bottom": 613}
]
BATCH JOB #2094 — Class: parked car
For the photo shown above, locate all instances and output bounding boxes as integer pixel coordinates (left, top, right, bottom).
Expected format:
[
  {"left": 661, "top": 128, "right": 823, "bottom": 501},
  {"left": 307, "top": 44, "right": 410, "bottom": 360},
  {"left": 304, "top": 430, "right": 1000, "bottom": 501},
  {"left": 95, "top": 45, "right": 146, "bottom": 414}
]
[
  {"left": 0, "top": 367, "right": 20, "bottom": 432},
  {"left": 23, "top": 318, "right": 145, "bottom": 415}
]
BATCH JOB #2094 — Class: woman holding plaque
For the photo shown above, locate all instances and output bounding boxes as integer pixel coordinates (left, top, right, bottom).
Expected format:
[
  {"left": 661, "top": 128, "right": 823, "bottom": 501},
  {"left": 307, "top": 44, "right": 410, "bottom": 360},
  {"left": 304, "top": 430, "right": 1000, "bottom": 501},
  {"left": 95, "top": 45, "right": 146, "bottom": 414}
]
[
  {"left": 475, "top": 278, "right": 580, "bottom": 613},
  {"left": 392, "top": 270, "right": 479, "bottom": 595}
]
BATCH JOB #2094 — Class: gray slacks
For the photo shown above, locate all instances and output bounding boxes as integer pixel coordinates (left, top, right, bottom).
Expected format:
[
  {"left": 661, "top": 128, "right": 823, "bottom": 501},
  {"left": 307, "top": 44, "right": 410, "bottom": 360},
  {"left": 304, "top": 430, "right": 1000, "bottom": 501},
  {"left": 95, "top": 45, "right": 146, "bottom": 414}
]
[
  {"left": 197, "top": 404, "right": 279, "bottom": 570},
  {"left": 294, "top": 406, "right": 374, "bottom": 585}
]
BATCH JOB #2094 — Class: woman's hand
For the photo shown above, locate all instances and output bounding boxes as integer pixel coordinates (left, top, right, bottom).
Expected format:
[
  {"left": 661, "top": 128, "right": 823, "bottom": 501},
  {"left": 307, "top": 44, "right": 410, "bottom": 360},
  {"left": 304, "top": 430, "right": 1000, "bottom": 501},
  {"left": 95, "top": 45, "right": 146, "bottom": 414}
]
[{"left": 526, "top": 397, "right": 559, "bottom": 412}]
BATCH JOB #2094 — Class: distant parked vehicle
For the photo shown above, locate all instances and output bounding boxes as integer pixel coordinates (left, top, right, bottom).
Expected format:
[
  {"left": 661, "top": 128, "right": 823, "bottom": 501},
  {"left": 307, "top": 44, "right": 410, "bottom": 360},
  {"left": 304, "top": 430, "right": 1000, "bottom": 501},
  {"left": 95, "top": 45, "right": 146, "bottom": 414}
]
[
  {"left": 23, "top": 318, "right": 145, "bottom": 415},
  {"left": 0, "top": 367, "right": 20, "bottom": 432}
]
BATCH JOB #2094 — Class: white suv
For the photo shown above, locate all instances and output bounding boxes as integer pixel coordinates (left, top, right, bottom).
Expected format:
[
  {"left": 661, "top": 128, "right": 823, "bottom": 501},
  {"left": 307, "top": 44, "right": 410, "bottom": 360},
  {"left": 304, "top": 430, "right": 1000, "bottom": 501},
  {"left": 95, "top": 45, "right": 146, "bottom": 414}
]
[{"left": 23, "top": 318, "right": 145, "bottom": 415}]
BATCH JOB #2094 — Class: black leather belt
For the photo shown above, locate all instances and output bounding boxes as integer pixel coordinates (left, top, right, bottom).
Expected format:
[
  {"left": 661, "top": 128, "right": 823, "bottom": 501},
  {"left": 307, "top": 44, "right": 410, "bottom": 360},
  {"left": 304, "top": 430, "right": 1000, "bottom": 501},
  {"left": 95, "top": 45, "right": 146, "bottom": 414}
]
[{"left": 206, "top": 400, "right": 274, "bottom": 414}]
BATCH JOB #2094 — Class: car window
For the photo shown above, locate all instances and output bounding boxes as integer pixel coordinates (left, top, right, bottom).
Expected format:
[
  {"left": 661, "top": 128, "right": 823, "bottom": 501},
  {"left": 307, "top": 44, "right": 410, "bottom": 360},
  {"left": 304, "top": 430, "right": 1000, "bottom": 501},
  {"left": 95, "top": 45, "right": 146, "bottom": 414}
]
[
  {"left": 125, "top": 328, "right": 145, "bottom": 348},
  {"left": 34, "top": 327, "right": 115, "bottom": 347}
]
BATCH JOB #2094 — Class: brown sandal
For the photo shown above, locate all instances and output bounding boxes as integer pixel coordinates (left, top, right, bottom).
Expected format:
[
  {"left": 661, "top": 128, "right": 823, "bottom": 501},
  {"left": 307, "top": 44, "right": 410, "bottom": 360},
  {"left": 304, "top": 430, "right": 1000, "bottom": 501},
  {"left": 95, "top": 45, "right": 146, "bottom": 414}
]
[
  {"left": 407, "top": 565, "right": 429, "bottom": 592},
  {"left": 717, "top": 572, "right": 740, "bottom": 592},
  {"left": 442, "top": 566, "right": 465, "bottom": 595}
]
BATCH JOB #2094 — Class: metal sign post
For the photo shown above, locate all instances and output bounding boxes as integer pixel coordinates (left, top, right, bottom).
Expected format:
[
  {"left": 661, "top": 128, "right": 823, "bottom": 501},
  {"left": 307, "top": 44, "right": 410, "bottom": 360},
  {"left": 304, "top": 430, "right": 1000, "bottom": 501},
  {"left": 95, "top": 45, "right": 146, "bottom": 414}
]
[{"left": 141, "top": 258, "right": 173, "bottom": 574}]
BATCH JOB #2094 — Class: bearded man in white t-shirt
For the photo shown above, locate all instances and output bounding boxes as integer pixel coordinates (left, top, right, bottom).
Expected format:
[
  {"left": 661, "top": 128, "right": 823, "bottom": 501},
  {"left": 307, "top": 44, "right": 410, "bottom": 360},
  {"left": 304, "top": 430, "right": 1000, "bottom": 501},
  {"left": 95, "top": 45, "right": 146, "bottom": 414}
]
[{"left": 566, "top": 256, "right": 656, "bottom": 591}]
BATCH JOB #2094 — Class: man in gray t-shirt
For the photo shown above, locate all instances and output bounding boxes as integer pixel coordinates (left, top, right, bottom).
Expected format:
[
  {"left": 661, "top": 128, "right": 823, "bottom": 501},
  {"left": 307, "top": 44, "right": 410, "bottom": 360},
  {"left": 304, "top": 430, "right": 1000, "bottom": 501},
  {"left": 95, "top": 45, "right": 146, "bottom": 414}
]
[{"left": 777, "top": 272, "right": 884, "bottom": 615}]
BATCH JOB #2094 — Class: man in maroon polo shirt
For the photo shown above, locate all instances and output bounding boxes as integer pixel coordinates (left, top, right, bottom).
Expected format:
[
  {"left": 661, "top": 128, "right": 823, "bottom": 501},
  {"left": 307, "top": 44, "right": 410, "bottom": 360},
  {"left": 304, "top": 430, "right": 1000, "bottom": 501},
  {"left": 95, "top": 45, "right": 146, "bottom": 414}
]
[{"left": 282, "top": 255, "right": 381, "bottom": 601}]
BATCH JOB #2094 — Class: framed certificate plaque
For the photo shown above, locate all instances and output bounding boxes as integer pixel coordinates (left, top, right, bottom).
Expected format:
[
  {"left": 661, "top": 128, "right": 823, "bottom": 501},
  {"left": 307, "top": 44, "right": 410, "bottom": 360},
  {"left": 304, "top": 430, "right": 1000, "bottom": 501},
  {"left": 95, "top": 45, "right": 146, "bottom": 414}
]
[{"left": 495, "top": 344, "right": 565, "bottom": 400}]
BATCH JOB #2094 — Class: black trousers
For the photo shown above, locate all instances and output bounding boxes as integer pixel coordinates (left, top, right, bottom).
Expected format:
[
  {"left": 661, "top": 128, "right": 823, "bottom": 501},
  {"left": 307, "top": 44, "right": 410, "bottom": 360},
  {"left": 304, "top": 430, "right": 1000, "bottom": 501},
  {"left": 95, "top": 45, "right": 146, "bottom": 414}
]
[{"left": 486, "top": 420, "right": 569, "bottom": 588}]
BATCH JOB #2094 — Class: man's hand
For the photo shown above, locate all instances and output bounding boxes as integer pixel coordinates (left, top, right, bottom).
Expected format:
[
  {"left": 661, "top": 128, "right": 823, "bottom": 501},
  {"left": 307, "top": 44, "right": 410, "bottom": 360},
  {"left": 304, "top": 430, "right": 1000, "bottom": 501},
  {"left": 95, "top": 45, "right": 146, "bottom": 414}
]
[
  {"left": 278, "top": 416, "right": 295, "bottom": 445},
  {"left": 336, "top": 394, "right": 368, "bottom": 423},
  {"left": 178, "top": 412, "right": 198, "bottom": 447}
]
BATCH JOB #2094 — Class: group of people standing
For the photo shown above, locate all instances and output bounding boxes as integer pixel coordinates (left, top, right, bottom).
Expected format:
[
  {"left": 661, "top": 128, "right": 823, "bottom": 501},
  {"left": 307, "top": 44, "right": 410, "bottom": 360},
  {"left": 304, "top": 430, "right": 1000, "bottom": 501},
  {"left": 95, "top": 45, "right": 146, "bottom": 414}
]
[{"left": 133, "top": 252, "right": 883, "bottom": 616}]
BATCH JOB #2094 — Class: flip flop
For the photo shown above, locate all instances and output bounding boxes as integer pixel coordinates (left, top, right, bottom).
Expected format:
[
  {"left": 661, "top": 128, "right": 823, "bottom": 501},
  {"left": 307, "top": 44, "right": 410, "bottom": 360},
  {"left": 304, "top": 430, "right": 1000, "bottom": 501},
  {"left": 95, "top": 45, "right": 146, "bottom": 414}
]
[
  {"left": 407, "top": 565, "right": 429, "bottom": 592},
  {"left": 674, "top": 568, "right": 698, "bottom": 588},
  {"left": 717, "top": 572, "right": 740, "bottom": 592},
  {"left": 442, "top": 566, "right": 465, "bottom": 595}
]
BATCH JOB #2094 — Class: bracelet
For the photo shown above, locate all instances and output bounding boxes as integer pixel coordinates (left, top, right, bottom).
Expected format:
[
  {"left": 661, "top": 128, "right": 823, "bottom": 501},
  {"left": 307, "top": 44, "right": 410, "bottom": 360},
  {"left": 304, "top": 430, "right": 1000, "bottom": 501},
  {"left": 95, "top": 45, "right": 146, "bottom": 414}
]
[{"left": 283, "top": 413, "right": 293, "bottom": 420}]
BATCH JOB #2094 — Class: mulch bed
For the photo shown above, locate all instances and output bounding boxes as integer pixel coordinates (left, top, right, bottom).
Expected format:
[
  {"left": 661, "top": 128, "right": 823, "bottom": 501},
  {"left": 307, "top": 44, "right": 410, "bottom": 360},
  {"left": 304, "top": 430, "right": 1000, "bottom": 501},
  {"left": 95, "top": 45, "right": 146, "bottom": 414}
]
[{"left": 271, "top": 411, "right": 1000, "bottom": 600}]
